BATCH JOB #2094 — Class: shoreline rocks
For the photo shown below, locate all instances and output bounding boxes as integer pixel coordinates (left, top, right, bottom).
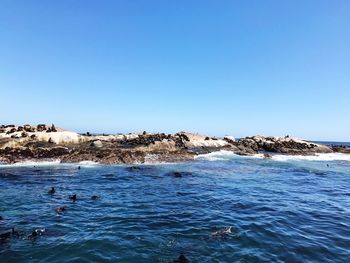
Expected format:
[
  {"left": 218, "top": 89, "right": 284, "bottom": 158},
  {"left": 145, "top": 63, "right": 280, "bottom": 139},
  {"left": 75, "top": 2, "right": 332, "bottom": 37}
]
[{"left": 0, "top": 124, "right": 342, "bottom": 165}]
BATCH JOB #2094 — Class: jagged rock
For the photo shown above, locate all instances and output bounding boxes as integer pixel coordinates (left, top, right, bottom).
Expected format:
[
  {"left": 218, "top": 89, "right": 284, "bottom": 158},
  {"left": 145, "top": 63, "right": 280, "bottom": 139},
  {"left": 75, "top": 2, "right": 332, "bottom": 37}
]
[
  {"left": 332, "top": 145, "right": 350, "bottom": 154},
  {"left": 0, "top": 125, "right": 342, "bottom": 164},
  {"left": 224, "top": 136, "right": 235, "bottom": 143},
  {"left": 236, "top": 136, "right": 332, "bottom": 155}
]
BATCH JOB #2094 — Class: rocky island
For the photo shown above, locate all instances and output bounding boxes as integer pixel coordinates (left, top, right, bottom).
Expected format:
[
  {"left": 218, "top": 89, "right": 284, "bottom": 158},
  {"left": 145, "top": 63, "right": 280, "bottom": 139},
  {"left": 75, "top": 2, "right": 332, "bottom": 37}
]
[{"left": 0, "top": 124, "right": 347, "bottom": 165}]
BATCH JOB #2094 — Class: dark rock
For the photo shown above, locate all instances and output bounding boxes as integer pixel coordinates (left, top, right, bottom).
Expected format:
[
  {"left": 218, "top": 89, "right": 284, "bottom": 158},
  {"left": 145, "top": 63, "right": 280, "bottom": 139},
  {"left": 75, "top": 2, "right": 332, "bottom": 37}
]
[
  {"left": 236, "top": 136, "right": 332, "bottom": 155},
  {"left": 332, "top": 146, "right": 350, "bottom": 154}
]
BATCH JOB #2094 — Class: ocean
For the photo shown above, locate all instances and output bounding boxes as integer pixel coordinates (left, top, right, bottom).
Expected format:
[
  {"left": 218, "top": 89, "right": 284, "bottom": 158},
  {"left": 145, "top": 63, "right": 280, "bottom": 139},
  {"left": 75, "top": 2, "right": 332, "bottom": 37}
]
[{"left": 1, "top": 149, "right": 350, "bottom": 262}]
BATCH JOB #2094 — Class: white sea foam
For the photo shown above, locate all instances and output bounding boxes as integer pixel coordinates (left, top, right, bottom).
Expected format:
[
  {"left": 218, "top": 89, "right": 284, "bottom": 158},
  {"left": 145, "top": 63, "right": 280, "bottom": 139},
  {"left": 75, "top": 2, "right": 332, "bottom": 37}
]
[
  {"left": 0, "top": 160, "right": 61, "bottom": 167},
  {"left": 196, "top": 150, "right": 350, "bottom": 162},
  {"left": 195, "top": 150, "right": 263, "bottom": 161},
  {"left": 0, "top": 160, "right": 102, "bottom": 168},
  {"left": 77, "top": 161, "right": 100, "bottom": 167},
  {"left": 272, "top": 153, "right": 350, "bottom": 162}
]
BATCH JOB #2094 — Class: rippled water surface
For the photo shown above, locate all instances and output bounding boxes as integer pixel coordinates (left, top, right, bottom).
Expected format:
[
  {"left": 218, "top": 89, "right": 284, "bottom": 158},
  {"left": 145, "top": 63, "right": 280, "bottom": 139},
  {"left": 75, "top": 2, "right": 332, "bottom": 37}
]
[{"left": 1, "top": 154, "right": 350, "bottom": 262}]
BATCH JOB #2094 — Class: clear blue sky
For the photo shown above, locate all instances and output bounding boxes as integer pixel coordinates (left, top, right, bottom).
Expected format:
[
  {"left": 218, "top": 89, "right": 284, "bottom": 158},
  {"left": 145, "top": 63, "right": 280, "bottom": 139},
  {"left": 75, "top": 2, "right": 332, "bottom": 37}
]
[{"left": 0, "top": 1, "right": 349, "bottom": 141}]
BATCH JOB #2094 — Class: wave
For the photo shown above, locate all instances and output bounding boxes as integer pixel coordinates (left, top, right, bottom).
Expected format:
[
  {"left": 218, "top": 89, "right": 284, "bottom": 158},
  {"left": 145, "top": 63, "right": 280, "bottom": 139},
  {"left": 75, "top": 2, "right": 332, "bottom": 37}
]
[
  {"left": 272, "top": 153, "right": 350, "bottom": 162},
  {"left": 0, "top": 159, "right": 61, "bottom": 167},
  {"left": 196, "top": 150, "right": 350, "bottom": 162},
  {"left": 0, "top": 160, "right": 101, "bottom": 168},
  {"left": 195, "top": 150, "right": 263, "bottom": 161},
  {"left": 77, "top": 161, "right": 101, "bottom": 167}
]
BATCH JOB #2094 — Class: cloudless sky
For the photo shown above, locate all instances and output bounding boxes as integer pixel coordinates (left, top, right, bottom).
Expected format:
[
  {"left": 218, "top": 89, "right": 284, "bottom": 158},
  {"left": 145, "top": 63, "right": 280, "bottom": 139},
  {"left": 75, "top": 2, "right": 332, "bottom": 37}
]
[{"left": 0, "top": 0, "right": 349, "bottom": 141}]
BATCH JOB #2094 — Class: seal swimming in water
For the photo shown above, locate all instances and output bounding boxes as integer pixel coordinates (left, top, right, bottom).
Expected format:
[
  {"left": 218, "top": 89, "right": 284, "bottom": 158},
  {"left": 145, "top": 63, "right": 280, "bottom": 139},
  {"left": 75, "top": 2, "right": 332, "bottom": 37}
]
[
  {"left": 0, "top": 228, "right": 20, "bottom": 241},
  {"left": 0, "top": 229, "right": 12, "bottom": 240},
  {"left": 173, "top": 254, "right": 189, "bottom": 263},
  {"left": 263, "top": 153, "right": 272, "bottom": 159},
  {"left": 48, "top": 187, "right": 55, "bottom": 194},
  {"left": 55, "top": 207, "right": 66, "bottom": 213},
  {"left": 28, "top": 228, "right": 46, "bottom": 240},
  {"left": 69, "top": 194, "right": 77, "bottom": 202},
  {"left": 91, "top": 195, "right": 99, "bottom": 200},
  {"left": 211, "top": 226, "right": 232, "bottom": 238}
]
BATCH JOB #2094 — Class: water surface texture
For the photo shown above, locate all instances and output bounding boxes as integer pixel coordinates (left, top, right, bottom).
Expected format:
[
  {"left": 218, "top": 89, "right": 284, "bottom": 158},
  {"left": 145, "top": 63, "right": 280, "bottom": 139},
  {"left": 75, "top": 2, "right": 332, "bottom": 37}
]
[{"left": 1, "top": 154, "right": 350, "bottom": 262}]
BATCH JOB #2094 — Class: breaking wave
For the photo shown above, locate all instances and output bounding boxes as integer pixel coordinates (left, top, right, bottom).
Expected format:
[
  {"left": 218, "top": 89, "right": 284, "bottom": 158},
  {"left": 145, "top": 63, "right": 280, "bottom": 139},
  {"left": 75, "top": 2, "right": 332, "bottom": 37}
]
[{"left": 196, "top": 150, "right": 350, "bottom": 162}]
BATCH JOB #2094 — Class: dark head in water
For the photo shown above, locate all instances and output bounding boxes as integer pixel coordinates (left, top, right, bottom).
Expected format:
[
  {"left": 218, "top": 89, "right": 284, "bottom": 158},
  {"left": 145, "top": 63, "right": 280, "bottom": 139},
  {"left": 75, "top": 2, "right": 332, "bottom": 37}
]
[
  {"left": 0, "top": 228, "right": 20, "bottom": 241},
  {"left": 55, "top": 207, "right": 66, "bottom": 213},
  {"left": 0, "top": 216, "right": 3, "bottom": 220},
  {"left": 28, "top": 228, "right": 45, "bottom": 239},
  {"left": 78, "top": 166, "right": 81, "bottom": 170},
  {"left": 28, "top": 230, "right": 38, "bottom": 239},
  {"left": 173, "top": 254, "right": 189, "bottom": 263},
  {"left": 0, "top": 230, "right": 11, "bottom": 240},
  {"left": 69, "top": 194, "right": 77, "bottom": 202},
  {"left": 91, "top": 195, "right": 99, "bottom": 200},
  {"left": 48, "top": 187, "right": 55, "bottom": 194}
]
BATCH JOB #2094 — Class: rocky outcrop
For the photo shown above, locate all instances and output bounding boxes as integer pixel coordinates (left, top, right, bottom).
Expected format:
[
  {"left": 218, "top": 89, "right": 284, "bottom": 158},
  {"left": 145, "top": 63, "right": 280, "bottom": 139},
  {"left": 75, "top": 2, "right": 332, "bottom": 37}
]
[
  {"left": 233, "top": 136, "right": 332, "bottom": 155},
  {"left": 332, "top": 145, "right": 350, "bottom": 154},
  {"left": 0, "top": 124, "right": 340, "bottom": 164}
]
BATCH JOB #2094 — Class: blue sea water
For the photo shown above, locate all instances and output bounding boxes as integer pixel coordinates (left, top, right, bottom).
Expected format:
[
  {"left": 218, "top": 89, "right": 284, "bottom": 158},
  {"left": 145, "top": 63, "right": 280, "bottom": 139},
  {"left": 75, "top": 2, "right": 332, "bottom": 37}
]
[{"left": 1, "top": 152, "right": 350, "bottom": 263}]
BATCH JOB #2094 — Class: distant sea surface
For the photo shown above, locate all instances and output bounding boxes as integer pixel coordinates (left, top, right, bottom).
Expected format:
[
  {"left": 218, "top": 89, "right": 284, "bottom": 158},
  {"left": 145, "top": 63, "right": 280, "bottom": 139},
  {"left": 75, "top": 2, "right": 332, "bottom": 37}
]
[{"left": 1, "top": 143, "right": 350, "bottom": 262}]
